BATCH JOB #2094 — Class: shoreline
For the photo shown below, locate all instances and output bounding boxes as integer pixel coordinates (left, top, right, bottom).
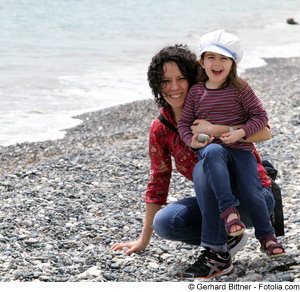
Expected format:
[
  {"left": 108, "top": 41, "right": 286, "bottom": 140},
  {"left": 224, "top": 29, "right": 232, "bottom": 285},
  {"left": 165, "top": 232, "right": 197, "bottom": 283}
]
[
  {"left": 0, "top": 56, "right": 299, "bottom": 282},
  {"left": 1, "top": 52, "right": 300, "bottom": 148}
]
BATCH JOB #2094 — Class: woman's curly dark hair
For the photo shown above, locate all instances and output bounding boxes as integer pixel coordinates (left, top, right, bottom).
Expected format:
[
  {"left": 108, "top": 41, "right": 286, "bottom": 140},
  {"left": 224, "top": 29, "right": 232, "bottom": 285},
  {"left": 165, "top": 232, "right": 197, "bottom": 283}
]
[{"left": 147, "top": 44, "right": 200, "bottom": 108}]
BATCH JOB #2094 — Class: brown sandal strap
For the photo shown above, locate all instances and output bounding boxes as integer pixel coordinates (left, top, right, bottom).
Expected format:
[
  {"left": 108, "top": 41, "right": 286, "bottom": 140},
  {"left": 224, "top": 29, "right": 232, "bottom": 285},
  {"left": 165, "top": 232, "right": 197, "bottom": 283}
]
[
  {"left": 259, "top": 234, "right": 277, "bottom": 247},
  {"left": 220, "top": 206, "right": 239, "bottom": 220},
  {"left": 226, "top": 218, "right": 245, "bottom": 229},
  {"left": 263, "top": 243, "right": 285, "bottom": 256}
]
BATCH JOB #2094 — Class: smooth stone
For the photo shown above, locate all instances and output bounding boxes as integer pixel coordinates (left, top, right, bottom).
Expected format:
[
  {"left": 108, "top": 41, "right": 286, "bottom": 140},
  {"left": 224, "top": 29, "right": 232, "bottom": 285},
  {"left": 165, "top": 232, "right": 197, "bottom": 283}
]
[
  {"left": 103, "top": 273, "right": 118, "bottom": 281},
  {"left": 197, "top": 133, "right": 210, "bottom": 143},
  {"left": 110, "top": 263, "right": 120, "bottom": 269},
  {"left": 24, "top": 238, "right": 39, "bottom": 244},
  {"left": 0, "top": 237, "right": 9, "bottom": 243},
  {"left": 148, "top": 262, "right": 159, "bottom": 270}
]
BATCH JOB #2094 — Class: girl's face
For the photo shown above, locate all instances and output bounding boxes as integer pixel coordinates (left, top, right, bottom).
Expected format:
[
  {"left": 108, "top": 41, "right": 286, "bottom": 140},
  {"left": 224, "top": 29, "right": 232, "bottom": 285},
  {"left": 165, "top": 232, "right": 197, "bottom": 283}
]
[
  {"left": 199, "top": 51, "right": 233, "bottom": 89},
  {"left": 161, "top": 62, "right": 189, "bottom": 111}
]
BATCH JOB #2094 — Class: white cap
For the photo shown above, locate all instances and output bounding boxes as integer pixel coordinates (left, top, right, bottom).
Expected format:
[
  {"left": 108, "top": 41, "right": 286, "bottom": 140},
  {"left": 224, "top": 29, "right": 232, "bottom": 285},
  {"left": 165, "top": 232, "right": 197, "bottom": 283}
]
[{"left": 199, "top": 29, "right": 243, "bottom": 63}]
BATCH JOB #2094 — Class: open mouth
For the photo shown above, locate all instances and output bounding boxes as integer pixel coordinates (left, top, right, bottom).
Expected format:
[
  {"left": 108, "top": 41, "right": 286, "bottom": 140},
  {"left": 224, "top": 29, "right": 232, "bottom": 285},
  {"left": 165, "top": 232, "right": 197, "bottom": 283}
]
[{"left": 212, "top": 69, "right": 223, "bottom": 76}]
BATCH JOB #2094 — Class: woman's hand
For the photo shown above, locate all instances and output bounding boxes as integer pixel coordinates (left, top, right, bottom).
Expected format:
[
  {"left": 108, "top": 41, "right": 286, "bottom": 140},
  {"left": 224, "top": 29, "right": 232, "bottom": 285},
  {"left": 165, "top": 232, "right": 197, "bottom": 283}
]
[
  {"left": 111, "top": 203, "right": 160, "bottom": 256},
  {"left": 190, "top": 134, "right": 214, "bottom": 149},
  {"left": 111, "top": 238, "right": 148, "bottom": 256},
  {"left": 191, "top": 119, "right": 214, "bottom": 135}
]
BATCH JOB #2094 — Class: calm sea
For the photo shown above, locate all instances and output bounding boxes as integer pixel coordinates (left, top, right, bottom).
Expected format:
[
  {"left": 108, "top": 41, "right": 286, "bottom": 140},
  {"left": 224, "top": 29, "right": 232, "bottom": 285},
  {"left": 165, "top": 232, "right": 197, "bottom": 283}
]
[{"left": 1, "top": 0, "right": 300, "bottom": 145}]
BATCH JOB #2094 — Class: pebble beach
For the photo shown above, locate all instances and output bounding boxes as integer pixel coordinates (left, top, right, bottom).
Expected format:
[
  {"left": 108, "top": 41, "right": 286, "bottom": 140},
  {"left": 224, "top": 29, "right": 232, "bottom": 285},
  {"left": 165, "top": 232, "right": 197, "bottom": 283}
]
[{"left": 0, "top": 57, "right": 299, "bottom": 282}]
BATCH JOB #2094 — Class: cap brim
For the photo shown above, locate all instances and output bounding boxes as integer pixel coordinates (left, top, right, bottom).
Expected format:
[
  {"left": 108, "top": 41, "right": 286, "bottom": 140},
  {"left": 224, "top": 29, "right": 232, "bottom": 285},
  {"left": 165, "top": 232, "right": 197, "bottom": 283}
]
[{"left": 200, "top": 46, "right": 233, "bottom": 60}]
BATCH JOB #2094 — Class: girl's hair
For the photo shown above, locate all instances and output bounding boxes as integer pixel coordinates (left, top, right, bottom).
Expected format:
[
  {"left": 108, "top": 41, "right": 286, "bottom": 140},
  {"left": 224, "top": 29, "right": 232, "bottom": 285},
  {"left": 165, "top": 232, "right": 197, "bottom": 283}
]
[
  {"left": 198, "top": 53, "right": 248, "bottom": 93},
  {"left": 147, "top": 44, "right": 200, "bottom": 108}
]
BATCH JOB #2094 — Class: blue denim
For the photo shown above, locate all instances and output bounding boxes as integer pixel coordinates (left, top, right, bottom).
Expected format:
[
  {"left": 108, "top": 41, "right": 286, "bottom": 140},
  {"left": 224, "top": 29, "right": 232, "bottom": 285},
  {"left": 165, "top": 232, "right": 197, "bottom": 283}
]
[
  {"left": 195, "top": 143, "right": 275, "bottom": 250},
  {"left": 153, "top": 189, "right": 275, "bottom": 251},
  {"left": 153, "top": 196, "right": 202, "bottom": 245},
  {"left": 153, "top": 143, "right": 275, "bottom": 252},
  {"left": 197, "top": 144, "right": 240, "bottom": 212}
]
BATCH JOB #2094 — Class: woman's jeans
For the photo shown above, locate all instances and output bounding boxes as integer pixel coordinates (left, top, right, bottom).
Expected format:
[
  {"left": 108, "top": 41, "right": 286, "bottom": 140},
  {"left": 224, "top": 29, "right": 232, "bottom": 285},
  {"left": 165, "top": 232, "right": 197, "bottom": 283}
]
[
  {"left": 153, "top": 191, "right": 275, "bottom": 251},
  {"left": 153, "top": 143, "right": 275, "bottom": 252}
]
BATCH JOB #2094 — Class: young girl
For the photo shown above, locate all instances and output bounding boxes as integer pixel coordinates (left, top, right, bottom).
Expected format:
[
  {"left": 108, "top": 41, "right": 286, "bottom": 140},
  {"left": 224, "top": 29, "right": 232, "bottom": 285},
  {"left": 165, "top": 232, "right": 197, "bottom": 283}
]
[{"left": 178, "top": 29, "right": 284, "bottom": 258}]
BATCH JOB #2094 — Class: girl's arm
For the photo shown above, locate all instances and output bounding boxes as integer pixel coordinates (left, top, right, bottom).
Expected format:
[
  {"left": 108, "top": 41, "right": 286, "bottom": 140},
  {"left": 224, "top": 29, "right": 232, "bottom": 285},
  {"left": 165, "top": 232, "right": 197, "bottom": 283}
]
[
  {"left": 191, "top": 119, "right": 271, "bottom": 142},
  {"left": 177, "top": 86, "right": 197, "bottom": 146},
  {"left": 239, "top": 86, "right": 269, "bottom": 138}
]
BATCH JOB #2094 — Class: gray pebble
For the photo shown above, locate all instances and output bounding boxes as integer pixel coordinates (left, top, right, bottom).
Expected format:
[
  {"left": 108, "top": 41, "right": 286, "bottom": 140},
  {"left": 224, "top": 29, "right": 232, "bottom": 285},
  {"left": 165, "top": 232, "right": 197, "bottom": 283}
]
[
  {"left": 110, "top": 263, "right": 120, "bottom": 269},
  {"left": 197, "top": 133, "right": 210, "bottom": 143}
]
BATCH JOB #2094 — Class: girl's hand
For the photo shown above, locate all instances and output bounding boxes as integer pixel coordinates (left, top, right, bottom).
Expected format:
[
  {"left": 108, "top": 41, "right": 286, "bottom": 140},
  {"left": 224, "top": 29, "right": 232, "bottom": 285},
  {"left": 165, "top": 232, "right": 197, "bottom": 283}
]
[
  {"left": 191, "top": 119, "right": 213, "bottom": 135},
  {"left": 220, "top": 129, "right": 245, "bottom": 144},
  {"left": 190, "top": 134, "right": 214, "bottom": 149},
  {"left": 111, "top": 239, "right": 148, "bottom": 256}
]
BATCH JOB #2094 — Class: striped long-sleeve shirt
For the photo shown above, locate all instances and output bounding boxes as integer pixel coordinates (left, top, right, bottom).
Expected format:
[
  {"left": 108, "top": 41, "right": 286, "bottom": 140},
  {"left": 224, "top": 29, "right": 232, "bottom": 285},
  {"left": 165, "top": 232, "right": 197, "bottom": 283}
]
[{"left": 178, "top": 82, "right": 268, "bottom": 151}]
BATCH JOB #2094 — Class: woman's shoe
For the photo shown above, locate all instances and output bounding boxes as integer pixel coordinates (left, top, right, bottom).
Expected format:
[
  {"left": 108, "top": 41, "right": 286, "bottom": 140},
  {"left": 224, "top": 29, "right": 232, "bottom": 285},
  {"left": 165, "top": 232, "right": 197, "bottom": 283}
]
[
  {"left": 177, "top": 249, "right": 233, "bottom": 279},
  {"left": 227, "top": 232, "right": 248, "bottom": 258}
]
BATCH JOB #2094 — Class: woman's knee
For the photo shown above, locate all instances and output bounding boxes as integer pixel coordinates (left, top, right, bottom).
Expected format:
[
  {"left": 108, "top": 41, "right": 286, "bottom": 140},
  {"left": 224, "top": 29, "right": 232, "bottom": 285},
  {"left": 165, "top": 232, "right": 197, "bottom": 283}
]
[
  {"left": 153, "top": 198, "right": 200, "bottom": 240},
  {"left": 152, "top": 206, "right": 180, "bottom": 240},
  {"left": 153, "top": 207, "right": 174, "bottom": 239}
]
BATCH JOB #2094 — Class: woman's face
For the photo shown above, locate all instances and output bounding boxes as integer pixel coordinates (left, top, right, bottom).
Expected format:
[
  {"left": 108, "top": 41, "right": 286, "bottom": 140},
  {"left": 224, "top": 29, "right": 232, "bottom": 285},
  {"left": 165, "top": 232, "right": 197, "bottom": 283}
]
[{"left": 161, "top": 62, "right": 189, "bottom": 111}]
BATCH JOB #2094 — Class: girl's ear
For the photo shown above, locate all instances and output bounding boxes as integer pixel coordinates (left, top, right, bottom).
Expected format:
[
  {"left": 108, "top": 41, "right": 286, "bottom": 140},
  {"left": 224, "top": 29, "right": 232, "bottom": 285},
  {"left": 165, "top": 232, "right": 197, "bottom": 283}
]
[{"left": 198, "top": 59, "right": 205, "bottom": 69}]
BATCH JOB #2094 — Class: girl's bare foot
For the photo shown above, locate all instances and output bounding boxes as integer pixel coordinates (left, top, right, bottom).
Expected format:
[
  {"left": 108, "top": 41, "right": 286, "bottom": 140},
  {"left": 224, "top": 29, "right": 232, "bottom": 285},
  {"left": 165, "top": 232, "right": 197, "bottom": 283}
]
[
  {"left": 227, "top": 213, "right": 243, "bottom": 234},
  {"left": 260, "top": 234, "right": 285, "bottom": 258},
  {"left": 265, "top": 240, "right": 284, "bottom": 255},
  {"left": 221, "top": 207, "right": 245, "bottom": 237}
]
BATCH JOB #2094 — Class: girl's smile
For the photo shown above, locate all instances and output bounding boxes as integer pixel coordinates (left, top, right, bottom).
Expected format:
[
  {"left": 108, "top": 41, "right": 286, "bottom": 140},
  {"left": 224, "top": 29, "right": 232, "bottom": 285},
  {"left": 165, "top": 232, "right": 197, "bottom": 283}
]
[{"left": 200, "top": 52, "right": 233, "bottom": 89}]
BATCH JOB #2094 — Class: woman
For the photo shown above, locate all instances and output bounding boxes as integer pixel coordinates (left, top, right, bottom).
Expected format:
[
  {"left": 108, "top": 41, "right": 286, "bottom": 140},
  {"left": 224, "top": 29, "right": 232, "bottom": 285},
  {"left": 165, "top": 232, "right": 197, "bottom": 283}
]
[{"left": 111, "top": 45, "right": 274, "bottom": 279}]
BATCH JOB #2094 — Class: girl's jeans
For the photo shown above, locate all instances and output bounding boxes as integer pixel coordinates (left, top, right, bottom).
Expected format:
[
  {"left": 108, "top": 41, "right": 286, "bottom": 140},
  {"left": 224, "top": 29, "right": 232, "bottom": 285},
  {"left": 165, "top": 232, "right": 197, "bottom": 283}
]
[
  {"left": 196, "top": 143, "right": 274, "bottom": 245},
  {"left": 153, "top": 143, "right": 275, "bottom": 252}
]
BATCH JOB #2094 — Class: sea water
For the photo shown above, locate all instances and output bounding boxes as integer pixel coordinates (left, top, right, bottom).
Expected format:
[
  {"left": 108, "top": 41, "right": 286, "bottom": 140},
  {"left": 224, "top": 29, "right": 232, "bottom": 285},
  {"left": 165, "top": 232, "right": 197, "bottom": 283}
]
[{"left": 1, "top": 0, "right": 300, "bottom": 146}]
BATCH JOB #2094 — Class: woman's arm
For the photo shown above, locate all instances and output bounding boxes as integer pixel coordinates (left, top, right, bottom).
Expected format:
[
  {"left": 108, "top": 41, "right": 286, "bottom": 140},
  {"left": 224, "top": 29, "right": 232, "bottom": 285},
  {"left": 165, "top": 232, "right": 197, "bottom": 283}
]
[
  {"left": 111, "top": 203, "right": 161, "bottom": 255},
  {"left": 240, "top": 125, "right": 271, "bottom": 142},
  {"left": 111, "top": 118, "right": 171, "bottom": 255},
  {"left": 138, "top": 203, "right": 162, "bottom": 247},
  {"left": 191, "top": 119, "right": 272, "bottom": 142}
]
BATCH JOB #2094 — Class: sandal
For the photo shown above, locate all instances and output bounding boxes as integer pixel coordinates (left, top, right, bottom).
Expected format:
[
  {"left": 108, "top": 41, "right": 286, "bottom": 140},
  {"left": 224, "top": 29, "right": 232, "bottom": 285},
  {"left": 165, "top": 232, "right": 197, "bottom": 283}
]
[
  {"left": 220, "top": 206, "right": 245, "bottom": 237},
  {"left": 260, "top": 234, "right": 285, "bottom": 258}
]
